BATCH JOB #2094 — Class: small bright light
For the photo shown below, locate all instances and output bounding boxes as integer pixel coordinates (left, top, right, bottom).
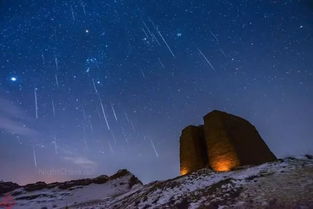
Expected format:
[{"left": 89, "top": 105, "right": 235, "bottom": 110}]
[
  {"left": 10, "top": 77, "right": 17, "bottom": 82},
  {"left": 180, "top": 168, "right": 189, "bottom": 175},
  {"left": 85, "top": 29, "right": 89, "bottom": 33}
]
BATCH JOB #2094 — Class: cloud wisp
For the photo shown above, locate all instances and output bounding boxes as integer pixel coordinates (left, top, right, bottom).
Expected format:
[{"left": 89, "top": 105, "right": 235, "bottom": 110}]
[{"left": 0, "top": 97, "right": 39, "bottom": 140}]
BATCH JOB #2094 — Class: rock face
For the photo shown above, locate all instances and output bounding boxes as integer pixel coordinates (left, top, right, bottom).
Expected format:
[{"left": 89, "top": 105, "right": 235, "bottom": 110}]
[
  {"left": 180, "top": 125, "right": 207, "bottom": 175},
  {"left": 204, "top": 110, "right": 277, "bottom": 172},
  {"left": 180, "top": 110, "right": 277, "bottom": 174}
]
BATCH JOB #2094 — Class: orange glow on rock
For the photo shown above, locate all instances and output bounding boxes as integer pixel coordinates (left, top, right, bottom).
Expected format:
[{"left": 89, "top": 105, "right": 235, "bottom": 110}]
[
  {"left": 180, "top": 168, "right": 189, "bottom": 175},
  {"left": 210, "top": 154, "right": 240, "bottom": 172},
  {"left": 213, "top": 160, "right": 233, "bottom": 172}
]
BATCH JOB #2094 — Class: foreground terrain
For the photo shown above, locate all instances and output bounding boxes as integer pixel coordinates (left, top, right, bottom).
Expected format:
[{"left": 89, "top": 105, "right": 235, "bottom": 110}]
[{"left": 1, "top": 156, "right": 313, "bottom": 209}]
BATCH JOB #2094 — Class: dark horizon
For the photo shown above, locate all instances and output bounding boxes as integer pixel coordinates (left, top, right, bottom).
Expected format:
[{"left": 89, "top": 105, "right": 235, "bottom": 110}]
[{"left": 1, "top": 0, "right": 313, "bottom": 185}]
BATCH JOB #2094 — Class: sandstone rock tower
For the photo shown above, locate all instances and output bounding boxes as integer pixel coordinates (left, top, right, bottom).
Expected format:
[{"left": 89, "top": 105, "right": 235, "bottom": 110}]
[
  {"left": 179, "top": 125, "right": 207, "bottom": 175},
  {"left": 180, "top": 110, "right": 277, "bottom": 175}
]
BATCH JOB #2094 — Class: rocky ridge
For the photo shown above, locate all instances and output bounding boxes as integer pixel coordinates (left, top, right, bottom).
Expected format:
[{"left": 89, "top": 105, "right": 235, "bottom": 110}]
[{"left": 1, "top": 156, "right": 313, "bottom": 209}]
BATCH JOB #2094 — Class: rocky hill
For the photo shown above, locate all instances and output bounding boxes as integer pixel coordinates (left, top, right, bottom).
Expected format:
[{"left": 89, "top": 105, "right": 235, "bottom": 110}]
[
  {"left": 0, "top": 169, "right": 142, "bottom": 209},
  {"left": 1, "top": 156, "right": 313, "bottom": 209}
]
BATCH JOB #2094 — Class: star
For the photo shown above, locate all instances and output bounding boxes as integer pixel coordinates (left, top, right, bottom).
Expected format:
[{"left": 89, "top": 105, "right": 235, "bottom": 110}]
[{"left": 10, "top": 76, "right": 17, "bottom": 82}]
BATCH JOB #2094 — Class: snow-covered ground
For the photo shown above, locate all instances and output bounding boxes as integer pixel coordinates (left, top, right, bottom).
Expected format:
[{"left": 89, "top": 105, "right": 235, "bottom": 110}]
[
  {"left": 1, "top": 156, "right": 313, "bottom": 209},
  {"left": 0, "top": 169, "right": 143, "bottom": 209},
  {"left": 103, "top": 156, "right": 313, "bottom": 209}
]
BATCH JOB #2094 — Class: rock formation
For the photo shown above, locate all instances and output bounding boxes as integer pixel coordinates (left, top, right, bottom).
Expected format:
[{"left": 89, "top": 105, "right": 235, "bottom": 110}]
[
  {"left": 180, "top": 110, "right": 277, "bottom": 174},
  {"left": 180, "top": 125, "right": 207, "bottom": 175}
]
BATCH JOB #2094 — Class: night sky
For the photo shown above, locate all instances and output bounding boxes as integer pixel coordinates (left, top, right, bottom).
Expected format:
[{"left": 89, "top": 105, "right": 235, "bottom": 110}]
[{"left": 1, "top": 0, "right": 313, "bottom": 185}]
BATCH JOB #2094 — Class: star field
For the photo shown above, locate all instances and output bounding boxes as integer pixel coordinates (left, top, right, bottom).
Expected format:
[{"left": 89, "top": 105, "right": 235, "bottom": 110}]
[{"left": 0, "top": 0, "right": 313, "bottom": 184}]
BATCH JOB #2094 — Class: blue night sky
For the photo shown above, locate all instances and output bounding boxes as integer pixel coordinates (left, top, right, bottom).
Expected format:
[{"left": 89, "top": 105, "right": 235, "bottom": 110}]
[{"left": 0, "top": 0, "right": 313, "bottom": 184}]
